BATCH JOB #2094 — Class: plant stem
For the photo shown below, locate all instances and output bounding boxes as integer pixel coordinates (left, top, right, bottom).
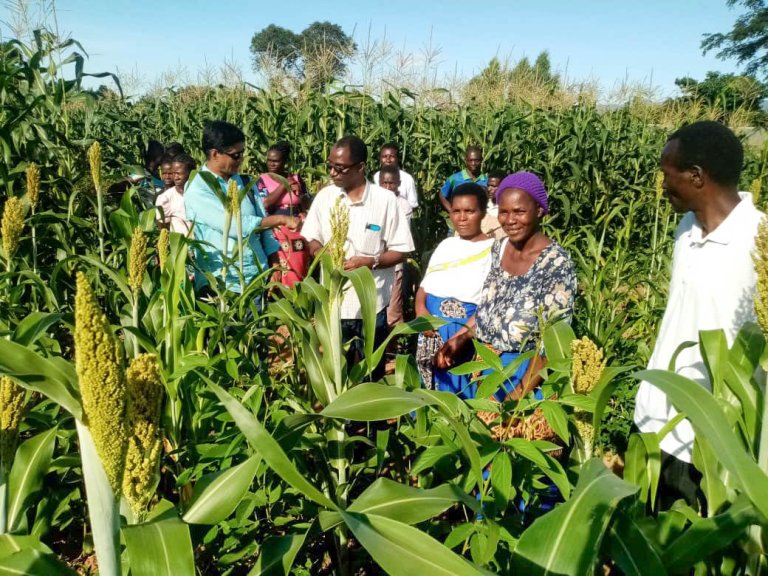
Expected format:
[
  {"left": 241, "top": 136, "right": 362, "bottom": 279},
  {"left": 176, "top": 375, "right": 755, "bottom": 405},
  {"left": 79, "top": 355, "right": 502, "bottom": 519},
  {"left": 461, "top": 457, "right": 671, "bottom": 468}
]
[
  {"left": 96, "top": 185, "right": 105, "bottom": 263},
  {"left": 31, "top": 207, "right": 37, "bottom": 274},
  {"left": 0, "top": 467, "right": 7, "bottom": 535}
]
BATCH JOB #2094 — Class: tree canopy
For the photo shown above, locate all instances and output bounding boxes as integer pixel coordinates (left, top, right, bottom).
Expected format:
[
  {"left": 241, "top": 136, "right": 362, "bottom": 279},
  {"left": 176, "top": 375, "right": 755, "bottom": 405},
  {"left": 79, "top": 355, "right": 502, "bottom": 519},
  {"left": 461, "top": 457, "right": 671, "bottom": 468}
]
[
  {"left": 674, "top": 70, "right": 768, "bottom": 112},
  {"left": 249, "top": 21, "right": 356, "bottom": 88},
  {"left": 702, "top": 0, "right": 768, "bottom": 78}
]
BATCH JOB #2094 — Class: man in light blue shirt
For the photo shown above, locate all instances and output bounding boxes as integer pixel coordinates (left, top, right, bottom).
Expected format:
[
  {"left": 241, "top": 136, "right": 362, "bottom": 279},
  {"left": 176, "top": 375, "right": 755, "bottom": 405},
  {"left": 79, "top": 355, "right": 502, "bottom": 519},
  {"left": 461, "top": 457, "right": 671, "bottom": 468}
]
[
  {"left": 439, "top": 145, "right": 488, "bottom": 213},
  {"left": 185, "top": 121, "right": 298, "bottom": 294}
]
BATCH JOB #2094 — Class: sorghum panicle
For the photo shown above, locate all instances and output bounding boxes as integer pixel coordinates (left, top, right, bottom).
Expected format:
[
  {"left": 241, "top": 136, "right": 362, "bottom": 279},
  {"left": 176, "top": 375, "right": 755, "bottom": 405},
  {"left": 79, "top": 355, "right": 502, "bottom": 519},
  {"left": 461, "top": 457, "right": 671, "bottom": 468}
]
[
  {"left": 1, "top": 196, "right": 25, "bottom": 261},
  {"left": 0, "top": 376, "right": 26, "bottom": 470},
  {"left": 88, "top": 141, "right": 102, "bottom": 192},
  {"left": 571, "top": 336, "right": 606, "bottom": 395},
  {"left": 129, "top": 227, "right": 148, "bottom": 295},
  {"left": 122, "top": 354, "right": 164, "bottom": 520},
  {"left": 655, "top": 171, "right": 664, "bottom": 202},
  {"left": 750, "top": 178, "right": 762, "bottom": 205},
  {"left": 157, "top": 228, "right": 169, "bottom": 270},
  {"left": 227, "top": 179, "right": 240, "bottom": 216},
  {"left": 74, "top": 272, "right": 127, "bottom": 493},
  {"left": 26, "top": 164, "right": 40, "bottom": 210},
  {"left": 329, "top": 196, "right": 350, "bottom": 269},
  {"left": 753, "top": 218, "right": 768, "bottom": 336}
]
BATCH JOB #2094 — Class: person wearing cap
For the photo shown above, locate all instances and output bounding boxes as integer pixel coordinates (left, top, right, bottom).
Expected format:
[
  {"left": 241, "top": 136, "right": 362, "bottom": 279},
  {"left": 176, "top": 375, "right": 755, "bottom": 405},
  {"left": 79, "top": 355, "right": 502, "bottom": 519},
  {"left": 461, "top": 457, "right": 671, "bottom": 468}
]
[
  {"left": 414, "top": 182, "right": 494, "bottom": 395},
  {"left": 434, "top": 171, "right": 577, "bottom": 400}
]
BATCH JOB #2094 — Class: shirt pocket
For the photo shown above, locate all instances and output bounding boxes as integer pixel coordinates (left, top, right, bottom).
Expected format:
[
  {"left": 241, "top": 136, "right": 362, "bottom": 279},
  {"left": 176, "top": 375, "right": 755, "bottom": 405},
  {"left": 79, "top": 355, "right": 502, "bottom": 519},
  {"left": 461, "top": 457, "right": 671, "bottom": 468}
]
[{"left": 361, "top": 224, "right": 383, "bottom": 255}]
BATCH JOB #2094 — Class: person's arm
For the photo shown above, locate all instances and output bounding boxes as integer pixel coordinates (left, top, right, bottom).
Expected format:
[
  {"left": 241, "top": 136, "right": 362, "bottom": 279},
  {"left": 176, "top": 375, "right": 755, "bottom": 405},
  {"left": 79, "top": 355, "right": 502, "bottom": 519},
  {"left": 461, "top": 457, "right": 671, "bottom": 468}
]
[
  {"left": 506, "top": 354, "right": 547, "bottom": 400},
  {"left": 439, "top": 177, "right": 452, "bottom": 212},
  {"left": 433, "top": 317, "right": 476, "bottom": 370},
  {"left": 308, "top": 239, "right": 323, "bottom": 258},
  {"left": 186, "top": 179, "right": 265, "bottom": 239},
  {"left": 415, "top": 287, "right": 437, "bottom": 337},
  {"left": 261, "top": 214, "right": 301, "bottom": 230},
  {"left": 343, "top": 250, "right": 404, "bottom": 271},
  {"left": 262, "top": 184, "right": 288, "bottom": 209}
]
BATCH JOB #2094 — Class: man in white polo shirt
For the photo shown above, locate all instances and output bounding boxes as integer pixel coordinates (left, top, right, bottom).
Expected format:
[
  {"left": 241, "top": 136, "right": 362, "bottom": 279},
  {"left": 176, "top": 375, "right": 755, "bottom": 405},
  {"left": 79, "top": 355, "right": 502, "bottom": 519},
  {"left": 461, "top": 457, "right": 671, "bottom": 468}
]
[
  {"left": 634, "top": 121, "right": 764, "bottom": 511},
  {"left": 302, "top": 135, "right": 415, "bottom": 380}
]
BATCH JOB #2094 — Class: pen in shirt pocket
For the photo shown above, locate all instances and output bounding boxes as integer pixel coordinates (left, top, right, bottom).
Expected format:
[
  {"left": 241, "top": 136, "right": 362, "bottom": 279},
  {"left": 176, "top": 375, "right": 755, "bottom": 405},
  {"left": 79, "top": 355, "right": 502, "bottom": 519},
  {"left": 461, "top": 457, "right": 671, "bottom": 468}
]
[{"left": 365, "top": 223, "right": 381, "bottom": 231}]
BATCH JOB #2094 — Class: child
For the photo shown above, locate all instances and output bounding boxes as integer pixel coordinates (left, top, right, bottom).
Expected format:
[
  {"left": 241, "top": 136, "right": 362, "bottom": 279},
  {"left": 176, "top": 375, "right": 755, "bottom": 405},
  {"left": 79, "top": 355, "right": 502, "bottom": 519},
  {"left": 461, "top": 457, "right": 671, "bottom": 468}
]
[
  {"left": 156, "top": 153, "right": 196, "bottom": 236},
  {"left": 160, "top": 153, "right": 175, "bottom": 190},
  {"left": 378, "top": 165, "right": 412, "bottom": 327},
  {"left": 482, "top": 170, "right": 507, "bottom": 240}
]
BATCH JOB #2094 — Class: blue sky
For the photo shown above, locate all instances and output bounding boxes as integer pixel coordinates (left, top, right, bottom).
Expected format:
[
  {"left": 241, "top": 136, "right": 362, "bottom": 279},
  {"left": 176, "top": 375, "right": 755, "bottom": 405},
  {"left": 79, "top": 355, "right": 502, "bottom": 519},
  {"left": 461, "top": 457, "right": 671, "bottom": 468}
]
[{"left": 0, "top": 0, "right": 746, "bottom": 98}]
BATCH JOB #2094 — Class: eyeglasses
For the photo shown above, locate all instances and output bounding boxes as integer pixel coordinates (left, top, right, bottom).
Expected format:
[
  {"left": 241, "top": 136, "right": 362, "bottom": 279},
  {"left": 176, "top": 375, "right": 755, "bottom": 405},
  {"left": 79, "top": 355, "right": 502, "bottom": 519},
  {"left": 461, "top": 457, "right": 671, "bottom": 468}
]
[
  {"left": 327, "top": 161, "right": 360, "bottom": 175},
  {"left": 218, "top": 149, "right": 245, "bottom": 161}
]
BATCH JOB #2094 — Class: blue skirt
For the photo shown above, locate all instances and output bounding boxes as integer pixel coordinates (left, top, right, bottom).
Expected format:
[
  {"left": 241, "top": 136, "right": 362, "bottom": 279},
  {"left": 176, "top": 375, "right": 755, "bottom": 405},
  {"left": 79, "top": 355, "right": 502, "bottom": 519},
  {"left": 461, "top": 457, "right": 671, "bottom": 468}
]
[{"left": 424, "top": 294, "right": 476, "bottom": 399}]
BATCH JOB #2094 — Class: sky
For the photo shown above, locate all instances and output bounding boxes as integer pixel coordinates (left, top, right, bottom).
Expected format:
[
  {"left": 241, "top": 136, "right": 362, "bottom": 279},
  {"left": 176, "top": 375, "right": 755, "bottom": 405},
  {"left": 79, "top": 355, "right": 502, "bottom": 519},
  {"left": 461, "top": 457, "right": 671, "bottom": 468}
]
[{"left": 0, "top": 0, "right": 747, "bottom": 99}]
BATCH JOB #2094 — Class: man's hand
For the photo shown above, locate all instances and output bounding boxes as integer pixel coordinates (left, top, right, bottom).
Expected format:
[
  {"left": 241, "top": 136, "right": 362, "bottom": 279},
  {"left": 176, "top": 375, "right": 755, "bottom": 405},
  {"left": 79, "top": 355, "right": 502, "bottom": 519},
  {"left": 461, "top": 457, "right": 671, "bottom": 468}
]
[{"left": 343, "top": 256, "right": 375, "bottom": 270}]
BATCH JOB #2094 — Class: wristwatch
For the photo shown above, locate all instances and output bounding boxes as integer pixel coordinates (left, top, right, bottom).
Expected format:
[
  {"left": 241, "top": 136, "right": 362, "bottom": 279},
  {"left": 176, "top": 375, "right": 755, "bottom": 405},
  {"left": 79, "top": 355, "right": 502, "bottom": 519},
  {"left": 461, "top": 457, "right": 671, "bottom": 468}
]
[{"left": 372, "top": 253, "right": 381, "bottom": 269}]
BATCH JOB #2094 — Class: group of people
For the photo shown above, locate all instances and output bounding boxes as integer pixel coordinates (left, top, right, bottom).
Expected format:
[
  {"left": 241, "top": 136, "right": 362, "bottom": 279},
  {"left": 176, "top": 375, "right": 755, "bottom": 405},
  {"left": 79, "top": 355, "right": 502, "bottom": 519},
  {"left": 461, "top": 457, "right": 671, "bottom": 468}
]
[{"left": 129, "top": 118, "right": 763, "bottom": 515}]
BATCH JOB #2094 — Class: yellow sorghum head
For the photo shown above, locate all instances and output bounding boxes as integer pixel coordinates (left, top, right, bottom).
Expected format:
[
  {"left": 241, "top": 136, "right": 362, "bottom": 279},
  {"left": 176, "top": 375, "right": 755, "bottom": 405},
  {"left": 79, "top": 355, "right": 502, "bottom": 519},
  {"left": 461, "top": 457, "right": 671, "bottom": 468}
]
[
  {"left": 753, "top": 218, "right": 768, "bottom": 336},
  {"left": 0, "top": 376, "right": 26, "bottom": 470},
  {"left": 571, "top": 336, "right": 606, "bottom": 395},
  {"left": 329, "top": 196, "right": 350, "bottom": 269},
  {"left": 129, "top": 227, "right": 148, "bottom": 295},
  {"left": 26, "top": 164, "right": 40, "bottom": 210},
  {"left": 88, "top": 141, "right": 102, "bottom": 192},
  {"left": 74, "top": 272, "right": 127, "bottom": 493},
  {"left": 750, "top": 178, "right": 763, "bottom": 205},
  {"left": 157, "top": 228, "right": 169, "bottom": 270},
  {"left": 655, "top": 171, "right": 664, "bottom": 202},
  {"left": 122, "top": 354, "right": 164, "bottom": 520},
  {"left": 227, "top": 178, "right": 240, "bottom": 216},
  {"left": 1, "top": 196, "right": 25, "bottom": 261},
  {"left": 574, "top": 411, "right": 595, "bottom": 459}
]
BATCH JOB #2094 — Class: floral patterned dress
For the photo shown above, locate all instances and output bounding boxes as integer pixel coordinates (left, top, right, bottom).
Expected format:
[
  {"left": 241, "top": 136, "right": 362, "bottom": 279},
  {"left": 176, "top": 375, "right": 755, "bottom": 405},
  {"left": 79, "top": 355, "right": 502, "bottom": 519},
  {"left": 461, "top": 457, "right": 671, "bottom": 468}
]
[{"left": 475, "top": 238, "right": 577, "bottom": 398}]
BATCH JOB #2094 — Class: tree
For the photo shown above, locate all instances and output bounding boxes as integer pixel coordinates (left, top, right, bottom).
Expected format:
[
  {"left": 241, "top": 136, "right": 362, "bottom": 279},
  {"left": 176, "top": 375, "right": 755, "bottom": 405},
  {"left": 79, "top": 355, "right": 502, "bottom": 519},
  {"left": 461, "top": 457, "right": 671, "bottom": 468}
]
[
  {"left": 702, "top": 0, "right": 768, "bottom": 78},
  {"left": 674, "top": 71, "right": 768, "bottom": 112},
  {"left": 249, "top": 21, "right": 356, "bottom": 88}
]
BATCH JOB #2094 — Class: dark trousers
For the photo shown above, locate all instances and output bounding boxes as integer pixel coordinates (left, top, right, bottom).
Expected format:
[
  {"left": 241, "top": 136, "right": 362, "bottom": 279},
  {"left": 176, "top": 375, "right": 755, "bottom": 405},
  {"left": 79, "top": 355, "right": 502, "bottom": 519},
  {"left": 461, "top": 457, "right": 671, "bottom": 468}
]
[
  {"left": 342, "top": 309, "right": 388, "bottom": 381},
  {"left": 657, "top": 450, "right": 706, "bottom": 514}
]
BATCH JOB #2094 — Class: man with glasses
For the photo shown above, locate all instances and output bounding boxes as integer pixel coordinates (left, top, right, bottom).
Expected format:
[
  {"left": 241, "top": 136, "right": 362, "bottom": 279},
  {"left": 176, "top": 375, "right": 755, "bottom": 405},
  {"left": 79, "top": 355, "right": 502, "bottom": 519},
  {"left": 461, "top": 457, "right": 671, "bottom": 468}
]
[
  {"left": 185, "top": 120, "right": 299, "bottom": 296},
  {"left": 302, "top": 135, "right": 415, "bottom": 380}
]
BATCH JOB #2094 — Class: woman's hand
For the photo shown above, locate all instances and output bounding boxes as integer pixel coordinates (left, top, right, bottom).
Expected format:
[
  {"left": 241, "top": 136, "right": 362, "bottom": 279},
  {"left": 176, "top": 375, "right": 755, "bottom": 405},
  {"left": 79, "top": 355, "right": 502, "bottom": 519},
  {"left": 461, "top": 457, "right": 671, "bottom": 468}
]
[
  {"left": 283, "top": 215, "right": 301, "bottom": 231},
  {"left": 434, "top": 332, "right": 470, "bottom": 370},
  {"left": 414, "top": 287, "right": 436, "bottom": 337}
]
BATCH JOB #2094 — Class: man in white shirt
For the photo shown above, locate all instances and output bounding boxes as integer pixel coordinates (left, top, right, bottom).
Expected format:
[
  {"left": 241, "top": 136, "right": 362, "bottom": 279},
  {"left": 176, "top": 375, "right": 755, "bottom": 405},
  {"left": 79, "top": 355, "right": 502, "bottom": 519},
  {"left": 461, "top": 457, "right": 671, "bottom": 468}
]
[
  {"left": 634, "top": 121, "right": 764, "bottom": 511},
  {"left": 302, "top": 136, "right": 415, "bottom": 379},
  {"left": 372, "top": 142, "right": 419, "bottom": 210}
]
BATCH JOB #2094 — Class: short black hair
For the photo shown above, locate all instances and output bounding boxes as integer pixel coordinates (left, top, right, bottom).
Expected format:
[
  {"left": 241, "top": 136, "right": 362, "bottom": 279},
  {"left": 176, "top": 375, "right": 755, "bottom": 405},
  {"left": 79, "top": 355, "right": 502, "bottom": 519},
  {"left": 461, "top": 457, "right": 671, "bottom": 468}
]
[
  {"left": 334, "top": 135, "right": 367, "bottom": 164},
  {"left": 145, "top": 140, "right": 165, "bottom": 165},
  {"left": 379, "top": 164, "right": 400, "bottom": 179},
  {"left": 172, "top": 153, "right": 197, "bottom": 171},
  {"left": 450, "top": 182, "right": 488, "bottom": 212},
  {"left": 466, "top": 145, "right": 483, "bottom": 156},
  {"left": 268, "top": 140, "right": 291, "bottom": 161},
  {"left": 202, "top": 121, "right": 245, "bottom": 159},
  {"left": 380, "top": 142, "right": 399, "bottom": 154},
  {"left": 487, "top": 169, "right": 506, "bottom": 181},
  {"left": 160, "top": 153, "right": 175, "bottom": 165},
  {"left": 165, "top": 142, "right": 186, "bottom": 157},
  {"left": 667, "top": 121, "right": 743, "bottom": 187}
]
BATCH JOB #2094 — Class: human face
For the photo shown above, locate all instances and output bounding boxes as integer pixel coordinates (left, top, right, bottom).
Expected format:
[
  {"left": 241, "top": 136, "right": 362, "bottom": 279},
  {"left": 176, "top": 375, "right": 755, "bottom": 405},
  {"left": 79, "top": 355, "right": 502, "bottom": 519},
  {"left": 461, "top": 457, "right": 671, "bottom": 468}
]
[
  {"left": 172, "top": 162, "right": 191, "bottom": 190},
  {"left": 266, "top": 149, "right": 286, "bottom": 175},
  {"left": 465, "top": 150, "right": 483, "bottom": 177},
  {"left": 161, "top": 162, "right": 174, "bottom": 188},
  {"left": 328, "top": 146, "right": 364, "bottom": 190},
  {"left": 487, "top": 176, "right": 501, "bottom": 204},
  {"left": 379, "top": 172, "right": 401, "bottom": 195},
  {"left": 209, "top": 141, "right": 245, "bottom": 179},
  {"left": 497, "top": 188, "right": 542, "bottom": 244},
  {"left": 660, "top": 139, "right": 699, "bottom": 214},
  {"left": 379, "top": 147, "right": 398, "bottom": 167},
  {"left": 450, "top": 194, "right": 484, "bottom": 240}
]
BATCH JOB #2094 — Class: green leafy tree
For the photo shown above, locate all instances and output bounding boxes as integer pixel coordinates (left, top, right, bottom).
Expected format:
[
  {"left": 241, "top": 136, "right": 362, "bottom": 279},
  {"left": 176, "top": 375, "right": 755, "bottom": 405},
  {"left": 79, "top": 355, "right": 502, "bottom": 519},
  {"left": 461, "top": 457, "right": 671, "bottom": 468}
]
[
  {"left": 249, "top": 21, "right": 357, "bottom": 88},
  {"left": 674, "top": 71, "right": 768, "bottom": 112},
  {"left": 702, "top": 0, "right": 768, "bottom": 78}
]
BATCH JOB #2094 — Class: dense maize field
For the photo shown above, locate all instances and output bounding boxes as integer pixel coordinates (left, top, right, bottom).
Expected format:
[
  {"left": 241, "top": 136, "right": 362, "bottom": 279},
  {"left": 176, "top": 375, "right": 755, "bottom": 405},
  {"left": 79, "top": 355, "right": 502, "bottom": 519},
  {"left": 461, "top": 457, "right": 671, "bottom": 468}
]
[{"left": 1, "top": 30, "right": 768, "bottom": 576}]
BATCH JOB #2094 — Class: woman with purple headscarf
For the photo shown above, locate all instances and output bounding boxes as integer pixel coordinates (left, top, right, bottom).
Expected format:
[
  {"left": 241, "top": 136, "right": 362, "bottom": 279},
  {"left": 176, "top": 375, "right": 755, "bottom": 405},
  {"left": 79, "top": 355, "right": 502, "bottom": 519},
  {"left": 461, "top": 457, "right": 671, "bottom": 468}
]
[{"left": 435, "top": 172, "right": 577, "bottom": 400}]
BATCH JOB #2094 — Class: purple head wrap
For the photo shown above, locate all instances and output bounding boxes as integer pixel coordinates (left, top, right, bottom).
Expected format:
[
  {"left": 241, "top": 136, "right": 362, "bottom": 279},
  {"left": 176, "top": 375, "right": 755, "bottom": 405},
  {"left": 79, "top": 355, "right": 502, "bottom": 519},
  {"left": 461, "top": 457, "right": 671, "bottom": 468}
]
[{"left": 496, "top": 171, "right": 548, "bottom": 215}]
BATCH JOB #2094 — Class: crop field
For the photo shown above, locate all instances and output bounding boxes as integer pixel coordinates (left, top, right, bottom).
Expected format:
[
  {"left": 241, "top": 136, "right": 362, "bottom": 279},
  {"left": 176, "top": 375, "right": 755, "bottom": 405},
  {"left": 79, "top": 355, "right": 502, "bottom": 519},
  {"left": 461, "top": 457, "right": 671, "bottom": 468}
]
[{"left": 1, "top": 30, "right": 768, "bottom": 576}]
